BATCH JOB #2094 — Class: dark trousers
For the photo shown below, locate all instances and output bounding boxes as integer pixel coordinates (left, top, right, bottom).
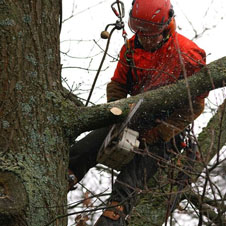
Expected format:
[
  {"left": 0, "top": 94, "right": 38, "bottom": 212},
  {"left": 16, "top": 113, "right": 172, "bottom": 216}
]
[
  {"left": 69, "top": 127, "right": 164, "bottom": 215},
  {"left": 69, "top": 127, "right": 111, "bottom": 182}
]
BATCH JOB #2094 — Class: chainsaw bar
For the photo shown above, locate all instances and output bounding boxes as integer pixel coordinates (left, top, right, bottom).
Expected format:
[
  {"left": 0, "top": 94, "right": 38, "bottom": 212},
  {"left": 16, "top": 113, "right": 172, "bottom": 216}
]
[
  {"left": 118, "top": 98, "right": 144, "bottom": 135},
  {"left": 105, "top": 98, "right": 143, "bottom": 147}
]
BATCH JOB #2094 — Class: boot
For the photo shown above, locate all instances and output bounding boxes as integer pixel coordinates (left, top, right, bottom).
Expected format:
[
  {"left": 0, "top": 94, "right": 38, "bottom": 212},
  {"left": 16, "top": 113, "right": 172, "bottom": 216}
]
[
  {"left": 94, "top": 215, "right": 126, "bottom": 226},
  {"left": 94, "top": 202, "right": 127, "bottom": 226},
  {"left": 68, "top": 169, "right": 77, "bottom": 191}
]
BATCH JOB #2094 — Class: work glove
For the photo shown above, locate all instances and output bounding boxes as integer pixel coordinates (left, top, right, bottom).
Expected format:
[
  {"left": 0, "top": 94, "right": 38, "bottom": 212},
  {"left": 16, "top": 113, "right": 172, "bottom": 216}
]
[
  {"left": 107, "top": 80, "right": 128, "bottom": 102},
  {"left": 141, "top": 98, "right": 205, "bottom": 144}
]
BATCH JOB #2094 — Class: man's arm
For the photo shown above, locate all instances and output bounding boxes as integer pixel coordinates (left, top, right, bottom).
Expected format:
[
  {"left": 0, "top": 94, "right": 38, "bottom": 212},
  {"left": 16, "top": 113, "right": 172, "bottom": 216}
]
[{"left": 106, "top": 80, "right": 128, "bottom": 102}]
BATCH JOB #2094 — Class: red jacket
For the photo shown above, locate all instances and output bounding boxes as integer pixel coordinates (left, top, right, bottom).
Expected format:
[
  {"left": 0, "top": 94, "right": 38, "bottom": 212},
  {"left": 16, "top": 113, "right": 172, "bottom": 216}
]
[{"left": 111, "top": 32, "right": 206, "bottom": 96}]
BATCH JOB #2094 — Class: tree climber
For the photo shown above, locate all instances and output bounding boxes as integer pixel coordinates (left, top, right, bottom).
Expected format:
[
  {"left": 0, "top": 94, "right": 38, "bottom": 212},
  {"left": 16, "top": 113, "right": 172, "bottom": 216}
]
[{"left": 68, "top": 0, "right": 208, "bottom": 225}]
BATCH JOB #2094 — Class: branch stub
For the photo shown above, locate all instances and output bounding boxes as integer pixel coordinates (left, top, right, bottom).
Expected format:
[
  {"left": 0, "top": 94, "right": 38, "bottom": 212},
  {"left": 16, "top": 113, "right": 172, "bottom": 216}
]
[{"left": 110, "top": 107, "right": 122, "bottom": 116}]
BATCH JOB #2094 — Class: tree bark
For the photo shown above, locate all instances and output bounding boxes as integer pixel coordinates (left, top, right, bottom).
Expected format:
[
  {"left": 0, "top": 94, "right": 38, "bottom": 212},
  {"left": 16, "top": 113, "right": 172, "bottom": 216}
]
[
  {"left": 0, "top": 1, "right": 70, "bottom": 225},
  {"left": 198, "top": 99, "right": 226, "bottom": 165}
]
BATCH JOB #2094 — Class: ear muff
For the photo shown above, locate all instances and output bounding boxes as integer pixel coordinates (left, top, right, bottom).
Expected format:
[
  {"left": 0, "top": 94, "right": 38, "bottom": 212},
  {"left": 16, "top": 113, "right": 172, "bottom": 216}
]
[
  {"left": 168, "top": 17, "right": 176, "bottom": 35},
  {"left": 169, "top": 8, "right": 174, "bottom": 18},
  {"left": 163, "top": 17, "right": 176, "bottom": 39}
]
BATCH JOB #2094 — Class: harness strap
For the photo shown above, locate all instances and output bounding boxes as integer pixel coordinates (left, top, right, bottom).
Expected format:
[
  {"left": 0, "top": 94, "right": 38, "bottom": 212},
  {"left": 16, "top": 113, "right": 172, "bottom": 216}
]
[{"left": 124, "top": 39, "right": 138, "bottom": 94}]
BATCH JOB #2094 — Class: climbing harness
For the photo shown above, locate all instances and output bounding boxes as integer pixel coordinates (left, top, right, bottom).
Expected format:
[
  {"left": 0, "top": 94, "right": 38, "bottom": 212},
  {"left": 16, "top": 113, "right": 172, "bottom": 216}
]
[{"left": 85, "top": 0, "right": 126, "bottom": 106}]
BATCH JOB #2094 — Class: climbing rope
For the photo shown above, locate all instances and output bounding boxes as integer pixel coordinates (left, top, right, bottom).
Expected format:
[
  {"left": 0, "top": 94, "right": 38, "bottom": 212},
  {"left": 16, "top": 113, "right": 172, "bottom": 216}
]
[{"left": 85, "top": 0, "right": 126, "bottom": 106}]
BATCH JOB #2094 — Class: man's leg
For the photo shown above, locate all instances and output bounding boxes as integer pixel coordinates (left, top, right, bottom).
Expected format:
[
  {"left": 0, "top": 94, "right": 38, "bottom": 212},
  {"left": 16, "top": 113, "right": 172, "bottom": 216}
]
[
  {"left": 68, "top": 126, "right": 110, "bottom": 184},
  {"left": 95, "top": 141, "right": 165, "bottom": 225}
]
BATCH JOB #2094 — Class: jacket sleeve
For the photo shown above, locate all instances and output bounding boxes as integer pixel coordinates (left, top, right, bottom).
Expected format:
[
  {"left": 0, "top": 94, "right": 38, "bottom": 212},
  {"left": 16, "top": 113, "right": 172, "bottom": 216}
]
[
  {"left": 106, "top": 43, "right": 131, "bottom": 102},
  {"left": 111, "top": 44, "right": 130, "bottom": 85},
  {"left": 181, "top": 39, "right": 209, "bottom": 100},
  {"left": 180, "top": 36, "right": 206, "bottom": 77}
]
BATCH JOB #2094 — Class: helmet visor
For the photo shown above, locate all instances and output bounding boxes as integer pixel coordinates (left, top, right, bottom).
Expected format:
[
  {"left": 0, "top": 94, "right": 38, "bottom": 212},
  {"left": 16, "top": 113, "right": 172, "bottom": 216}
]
[{"left": 129, "top": 13, "right": 169, "bottom": 36}]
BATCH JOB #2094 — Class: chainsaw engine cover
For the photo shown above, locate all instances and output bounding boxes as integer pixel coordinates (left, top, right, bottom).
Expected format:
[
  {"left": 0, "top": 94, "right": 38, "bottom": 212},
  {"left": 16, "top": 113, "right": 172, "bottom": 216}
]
[{"left": 97, "top": 126, "right": 140, "bottom": 170}]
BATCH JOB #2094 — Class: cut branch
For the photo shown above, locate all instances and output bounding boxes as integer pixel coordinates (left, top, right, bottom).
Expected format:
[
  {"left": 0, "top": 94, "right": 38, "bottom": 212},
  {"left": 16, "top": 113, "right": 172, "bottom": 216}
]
[{"left": 67, "top": 57, "right": 226, "bottom": 137}]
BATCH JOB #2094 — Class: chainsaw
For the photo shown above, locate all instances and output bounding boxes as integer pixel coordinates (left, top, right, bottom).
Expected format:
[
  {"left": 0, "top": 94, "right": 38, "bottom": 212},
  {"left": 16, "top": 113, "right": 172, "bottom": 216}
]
[{"left": 97, "top": 99, "right": 143, "bottom": 170}]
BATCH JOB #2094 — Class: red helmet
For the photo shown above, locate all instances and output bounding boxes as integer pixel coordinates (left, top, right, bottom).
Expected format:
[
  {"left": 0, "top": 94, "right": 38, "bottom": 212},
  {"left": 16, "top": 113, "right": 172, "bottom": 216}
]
[{"left": 129, "top": 0, "right": 174, "bottom": 36}]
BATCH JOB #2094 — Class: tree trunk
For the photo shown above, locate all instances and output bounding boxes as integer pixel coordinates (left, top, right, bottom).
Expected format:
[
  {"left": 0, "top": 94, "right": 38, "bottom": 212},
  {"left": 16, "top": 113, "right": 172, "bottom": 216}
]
[{"left": 0, "top": 1, "right": 72, "bottom": 225}]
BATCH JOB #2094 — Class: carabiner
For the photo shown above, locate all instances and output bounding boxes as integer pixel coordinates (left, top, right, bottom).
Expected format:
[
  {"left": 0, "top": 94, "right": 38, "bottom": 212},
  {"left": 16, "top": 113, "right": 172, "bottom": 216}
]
[{"left": 111, "top": 1, "right": 125, "bottom": 19}]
